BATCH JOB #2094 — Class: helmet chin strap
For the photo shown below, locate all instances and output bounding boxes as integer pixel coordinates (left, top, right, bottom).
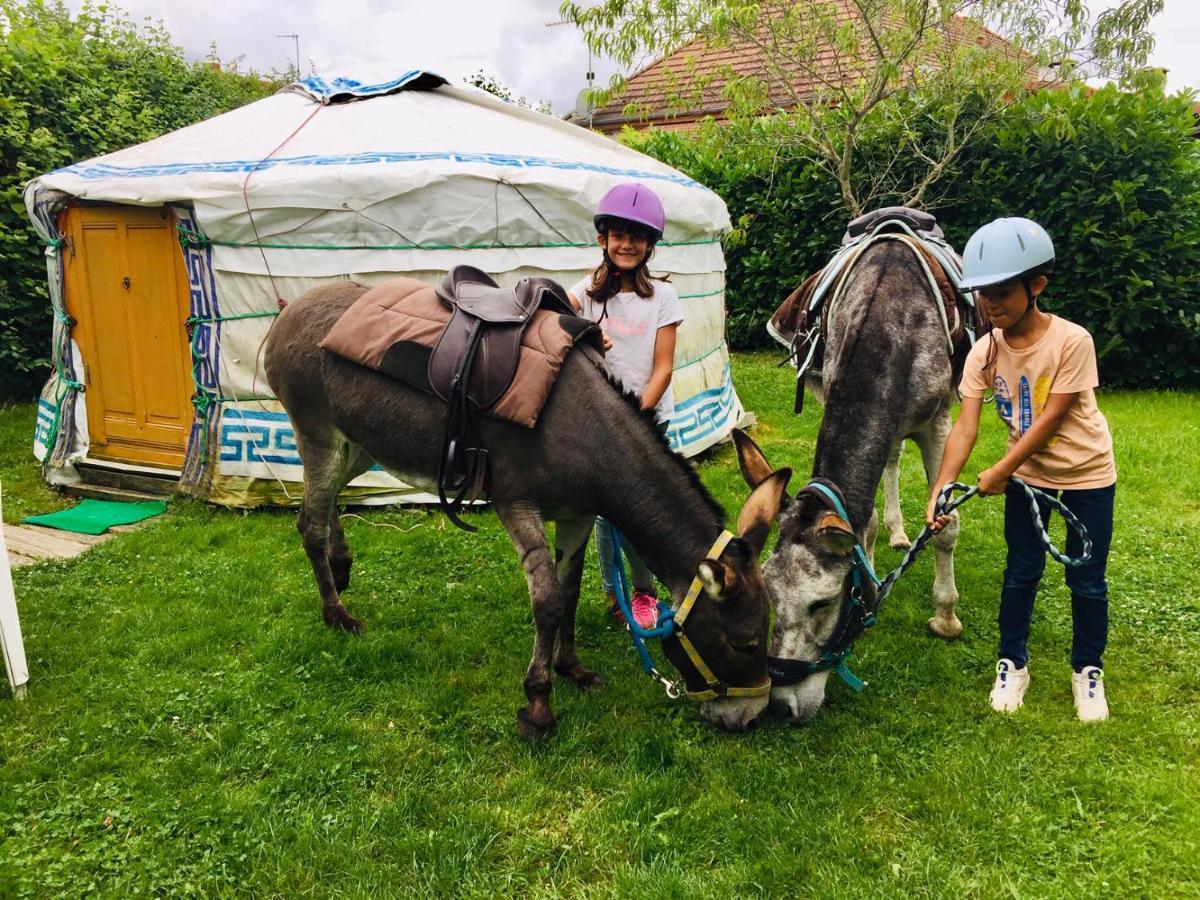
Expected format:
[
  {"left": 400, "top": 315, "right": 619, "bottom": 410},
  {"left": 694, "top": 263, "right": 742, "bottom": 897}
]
[{"left": 1007, "top": 276, "right": 1037, "bottom": 327}]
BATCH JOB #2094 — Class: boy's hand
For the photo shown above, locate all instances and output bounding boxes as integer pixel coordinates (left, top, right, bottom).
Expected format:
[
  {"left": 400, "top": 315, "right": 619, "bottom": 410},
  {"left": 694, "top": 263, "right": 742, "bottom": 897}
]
[
  {"left": 977, "top": 465, "right": 1010, "bottom": 496},
  {"left": 925, "top": 491, "right": 951, "bottom": 533}
]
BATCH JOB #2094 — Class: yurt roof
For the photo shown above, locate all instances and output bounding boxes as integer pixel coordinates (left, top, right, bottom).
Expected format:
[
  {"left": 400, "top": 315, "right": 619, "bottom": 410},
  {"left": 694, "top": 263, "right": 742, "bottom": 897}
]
[{"left": 28, "top": 71, "right": 730, "bottom": 245}]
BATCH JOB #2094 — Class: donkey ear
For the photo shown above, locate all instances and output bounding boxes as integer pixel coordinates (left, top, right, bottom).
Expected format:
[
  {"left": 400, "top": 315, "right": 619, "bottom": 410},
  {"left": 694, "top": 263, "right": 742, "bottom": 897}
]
[
  {"left": 737, "top": 467, "right": 793, "bottom": 557},
  {"left": 697, "top": 559, "right": 730, "bottom": 601},
  {"left": 732, "top": 428, "right": 773, "bottom": 488},
  {"left": 815, "top": 511, "right": 856, "bottom": 557}
]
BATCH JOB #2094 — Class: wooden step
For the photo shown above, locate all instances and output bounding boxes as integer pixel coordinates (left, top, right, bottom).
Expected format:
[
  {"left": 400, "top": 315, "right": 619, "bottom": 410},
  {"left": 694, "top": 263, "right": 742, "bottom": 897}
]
[
  {"left": 73, "top": 462, "right": 179, "bottom": 498},
  {"left": 62, "top": 482, "right": 171, "bottom": 503}
]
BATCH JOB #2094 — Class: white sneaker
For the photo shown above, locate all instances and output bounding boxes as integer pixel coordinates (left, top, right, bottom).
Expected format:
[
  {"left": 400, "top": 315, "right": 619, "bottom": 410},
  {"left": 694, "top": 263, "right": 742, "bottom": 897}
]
[
  {"left": 1072, "top": 667, "right": 1109, "bottom": 722},
  {"left": 989, "top": 658, "right": 1030, "bottom": 713}
]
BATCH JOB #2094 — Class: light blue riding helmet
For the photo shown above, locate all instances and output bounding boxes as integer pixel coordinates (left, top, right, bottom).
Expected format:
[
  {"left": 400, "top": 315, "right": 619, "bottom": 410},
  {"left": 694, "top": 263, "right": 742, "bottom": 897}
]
[{"left": 959, "top": 217, "right": 1055, "bottom": 291}]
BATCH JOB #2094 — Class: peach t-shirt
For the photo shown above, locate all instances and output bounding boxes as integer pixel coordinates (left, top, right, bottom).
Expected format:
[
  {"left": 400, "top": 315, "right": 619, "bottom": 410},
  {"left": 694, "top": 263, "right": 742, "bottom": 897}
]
[{"left": 960, "top": 316, "right": 1116, "bottom": 489}]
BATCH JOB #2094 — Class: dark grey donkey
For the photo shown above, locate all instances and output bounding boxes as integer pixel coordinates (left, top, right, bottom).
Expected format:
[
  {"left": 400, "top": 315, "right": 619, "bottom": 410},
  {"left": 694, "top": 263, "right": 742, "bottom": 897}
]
[
  {"left": 751, "top": 240, "right": 964, "bottom": 723},
  {"left": 264, "top": 282, "right": 791, "bottom": 737}
]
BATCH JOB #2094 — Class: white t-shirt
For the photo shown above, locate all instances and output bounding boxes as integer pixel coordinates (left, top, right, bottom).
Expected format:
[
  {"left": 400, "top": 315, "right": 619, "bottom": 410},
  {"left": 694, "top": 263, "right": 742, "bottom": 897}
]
[{"left": 569, "top": 274, "right": 684, "bottom": 422}]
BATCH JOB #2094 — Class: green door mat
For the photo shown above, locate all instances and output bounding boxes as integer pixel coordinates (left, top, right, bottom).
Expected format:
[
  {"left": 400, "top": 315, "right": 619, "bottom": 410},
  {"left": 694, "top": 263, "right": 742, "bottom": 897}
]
[{"left": 22, "top": 499, "right": 168, "bottom": 535}]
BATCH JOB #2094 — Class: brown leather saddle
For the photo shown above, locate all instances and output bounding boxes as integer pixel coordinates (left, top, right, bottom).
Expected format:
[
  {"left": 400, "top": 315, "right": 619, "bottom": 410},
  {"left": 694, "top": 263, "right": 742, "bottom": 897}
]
[
  {"left": 431, "top": 265, "right": 576, "bottom": 530},
  {"left": 843, "top": 205, "right": 942, "bottom": 243}
]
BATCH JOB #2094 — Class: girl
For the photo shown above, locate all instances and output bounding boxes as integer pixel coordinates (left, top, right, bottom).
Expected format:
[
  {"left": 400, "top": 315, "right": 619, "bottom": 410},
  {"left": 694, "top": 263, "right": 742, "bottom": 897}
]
[
  {"left": 567, "top": 183, "right": 684, "bottom": 629},
  {"left": 926, "top": 217, "right": 1116, "bottom": 722}
]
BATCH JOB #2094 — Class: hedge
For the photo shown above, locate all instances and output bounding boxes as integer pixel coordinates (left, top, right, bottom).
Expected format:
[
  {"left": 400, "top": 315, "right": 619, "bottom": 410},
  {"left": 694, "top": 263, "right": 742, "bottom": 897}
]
[
  {"left": 0, "top": 0, "right": 280, "bottom": 400},
  {"left": 629, "top": 82, "right": 1200, "bottom": 388}
]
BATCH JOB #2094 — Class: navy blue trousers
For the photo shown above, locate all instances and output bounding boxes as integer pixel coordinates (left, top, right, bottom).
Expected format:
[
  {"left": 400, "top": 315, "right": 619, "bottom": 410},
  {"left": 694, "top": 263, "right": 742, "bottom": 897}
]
[{"left": 998, "top": 481, "right": 1115, "bottom": 672}]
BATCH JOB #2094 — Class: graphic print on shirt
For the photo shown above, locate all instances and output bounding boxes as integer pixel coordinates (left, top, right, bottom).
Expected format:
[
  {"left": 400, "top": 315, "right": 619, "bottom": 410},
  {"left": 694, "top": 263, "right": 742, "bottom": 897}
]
[
  {"left": 994, "top": 375, "right": 1013, "bottom": 428},
  {"left": 1032, "top": 374, "right": 1058, "bottom": 447},
  {"left": 1018, "top": 375, "right": 1032, "bottom": 436},
  {"left": 605, "top": 316, "right": 650, "bottom": 339}
]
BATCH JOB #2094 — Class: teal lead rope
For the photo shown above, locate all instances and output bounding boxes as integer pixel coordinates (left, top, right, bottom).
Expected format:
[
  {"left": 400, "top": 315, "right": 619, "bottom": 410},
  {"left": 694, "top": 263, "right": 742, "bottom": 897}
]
[
  {"left": 604, "top": 523, "right": 681, "bottom": 698},
  {"left": 802, "top": 475, "right": 1092, "bottom": 691},
  {"left": 878, "top": 477, "right": 1093, "bottom": 599}
]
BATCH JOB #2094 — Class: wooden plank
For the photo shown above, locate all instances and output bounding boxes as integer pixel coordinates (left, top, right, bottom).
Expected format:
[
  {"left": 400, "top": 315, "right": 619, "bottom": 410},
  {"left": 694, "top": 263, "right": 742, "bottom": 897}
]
[
  {"left": 2, "top": 525, "right": 95, "bottom": 561},
  {"left": 17, "top": 523, "right": 112, "bottom": 546},
  {"left": 3, "top": 520, "right": 144, "bottom": 570},
  {"left": 7, "top": 551, "right": 43, "bottom": 569}
]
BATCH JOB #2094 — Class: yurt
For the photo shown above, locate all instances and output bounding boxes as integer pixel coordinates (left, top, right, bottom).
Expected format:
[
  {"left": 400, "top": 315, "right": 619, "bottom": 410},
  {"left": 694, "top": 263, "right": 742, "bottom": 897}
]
[{"left": 24, "top": 71, "right": 747, "bottom": 506}]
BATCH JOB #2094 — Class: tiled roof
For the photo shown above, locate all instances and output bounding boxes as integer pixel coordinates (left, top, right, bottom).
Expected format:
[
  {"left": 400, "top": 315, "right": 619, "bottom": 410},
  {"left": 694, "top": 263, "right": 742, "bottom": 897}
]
[{"left": 589, "top": 5, "right": 1036, "bottom": 132}]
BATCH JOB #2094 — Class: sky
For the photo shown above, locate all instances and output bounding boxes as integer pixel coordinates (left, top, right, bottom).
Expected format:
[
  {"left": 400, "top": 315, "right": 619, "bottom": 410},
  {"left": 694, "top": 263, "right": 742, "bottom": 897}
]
[{"left": 57, "top": 0, "right": 1200, "bottom": 115}]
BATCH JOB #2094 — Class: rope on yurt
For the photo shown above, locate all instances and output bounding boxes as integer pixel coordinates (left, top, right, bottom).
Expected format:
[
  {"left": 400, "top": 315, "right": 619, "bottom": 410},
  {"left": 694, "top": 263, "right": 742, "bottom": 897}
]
[
  {"left": 339, "top": 207, "right": 421, "bottom": 246},
  {"left": 242, "top": 103, "right": 325, "bottom": 310},
  {"left": 172, "top": 228, "right": 722, "bottom": 252},
  {"left": 229, "top": 100, "right": 323, "bottom": 502},
  {"left": 184, "top": 312, "right": 280, "bottom": 464},
  {"left": 174, "top": 96, "right": 322, "bottom": 497},
  {"left": 186, "top": 311, "right": 279, "bottom": 326},
  {"left": 496, "top": 179, "right": 574, "bottom": 245}
]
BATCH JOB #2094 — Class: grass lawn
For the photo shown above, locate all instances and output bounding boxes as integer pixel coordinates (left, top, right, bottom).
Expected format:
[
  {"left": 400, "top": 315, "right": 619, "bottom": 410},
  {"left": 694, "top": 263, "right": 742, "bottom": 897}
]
[{"left": 1, "top": 353, "right": 1198, "bottom": 897}]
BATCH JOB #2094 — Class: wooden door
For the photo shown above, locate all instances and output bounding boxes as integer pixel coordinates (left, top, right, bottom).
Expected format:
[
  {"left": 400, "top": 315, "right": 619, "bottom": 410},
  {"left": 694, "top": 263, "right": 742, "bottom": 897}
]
[{"left": 61, "top": 205, "right": 194, "bottom": 469}]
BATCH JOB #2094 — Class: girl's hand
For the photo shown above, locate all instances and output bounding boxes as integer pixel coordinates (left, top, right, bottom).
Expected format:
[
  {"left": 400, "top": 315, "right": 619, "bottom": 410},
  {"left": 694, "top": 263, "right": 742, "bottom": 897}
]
[
  {"left": 601, "top": 330, "right": 613, "bottom": 352},
  {"left": 925, "top": 490, "right": 951, "bottom": 533},
  {"left": 977, "top": 465, "right": 1010, "bottom": 496}
]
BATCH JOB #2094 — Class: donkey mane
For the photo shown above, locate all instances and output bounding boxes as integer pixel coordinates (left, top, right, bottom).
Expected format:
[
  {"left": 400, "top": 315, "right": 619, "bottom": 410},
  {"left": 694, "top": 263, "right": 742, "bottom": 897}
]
[
  {"left": 825, "top": 243, "right": 924, "bottom": 389},
  {"left": 581, "top": 350, "right": 726, "bottom": 528}
]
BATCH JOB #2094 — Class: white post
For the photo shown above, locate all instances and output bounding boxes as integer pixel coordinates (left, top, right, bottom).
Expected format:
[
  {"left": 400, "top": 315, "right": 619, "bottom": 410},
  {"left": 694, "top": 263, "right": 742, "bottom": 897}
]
[{"left": 0, "top": 485, "right": 29, "bottom": 700}]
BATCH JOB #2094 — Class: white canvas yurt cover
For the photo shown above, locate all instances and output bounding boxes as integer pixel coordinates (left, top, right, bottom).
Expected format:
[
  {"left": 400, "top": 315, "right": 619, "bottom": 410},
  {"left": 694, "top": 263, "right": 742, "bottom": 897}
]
[{"left": 25, "top": 71, "right": 747, "bottom": 506}]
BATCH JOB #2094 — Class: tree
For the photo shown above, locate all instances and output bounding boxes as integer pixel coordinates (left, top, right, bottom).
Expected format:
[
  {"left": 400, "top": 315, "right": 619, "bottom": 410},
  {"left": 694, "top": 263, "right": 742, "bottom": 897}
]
[
  {"left": 559, "top": 0, "right": 1164, "bottom": 215},
  {"left": 464, "top": 69, "right": 554, "bottom": 115}
]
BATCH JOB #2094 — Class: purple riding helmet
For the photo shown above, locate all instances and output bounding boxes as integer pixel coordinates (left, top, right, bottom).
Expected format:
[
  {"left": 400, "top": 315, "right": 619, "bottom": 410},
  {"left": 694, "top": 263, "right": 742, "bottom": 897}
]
[{"left": 594, "top": 182, "right": 666, "bottom": 242}]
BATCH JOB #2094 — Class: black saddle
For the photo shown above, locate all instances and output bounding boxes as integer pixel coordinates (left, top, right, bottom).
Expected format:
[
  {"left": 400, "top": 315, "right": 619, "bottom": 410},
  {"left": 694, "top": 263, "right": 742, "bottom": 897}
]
[
  {"left": 842, "top": 205, "right": 943, "bottom": 244},
  {"left": 430, "top": 265, "right": 575, "bottom": 530}
]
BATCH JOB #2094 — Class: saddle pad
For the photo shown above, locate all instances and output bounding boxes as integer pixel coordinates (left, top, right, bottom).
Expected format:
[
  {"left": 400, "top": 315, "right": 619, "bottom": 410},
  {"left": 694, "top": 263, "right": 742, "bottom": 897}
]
[
  {"left": 769, "top": 236, "right": 989, "bottom": 366},
  {"left": 769, "top": 268, "right": 823, "bottom": 345},
  {"left": 319, "top": 276, "right": 603, "bottom": 428}
]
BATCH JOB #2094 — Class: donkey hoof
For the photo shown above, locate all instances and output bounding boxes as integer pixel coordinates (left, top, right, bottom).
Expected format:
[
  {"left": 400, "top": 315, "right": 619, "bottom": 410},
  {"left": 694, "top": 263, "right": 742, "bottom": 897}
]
[
  {"left": 516, "top": 706, "right": 557, "bottom": 740},
  {"left": 325, "top": 606, "right": 364, "bottom": 635},
  {"left": 927, "top": 615, "right": 963, "bottom": 640},
  {"left": 889, "top": 535, "right": 912, "bottom": 550}
]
